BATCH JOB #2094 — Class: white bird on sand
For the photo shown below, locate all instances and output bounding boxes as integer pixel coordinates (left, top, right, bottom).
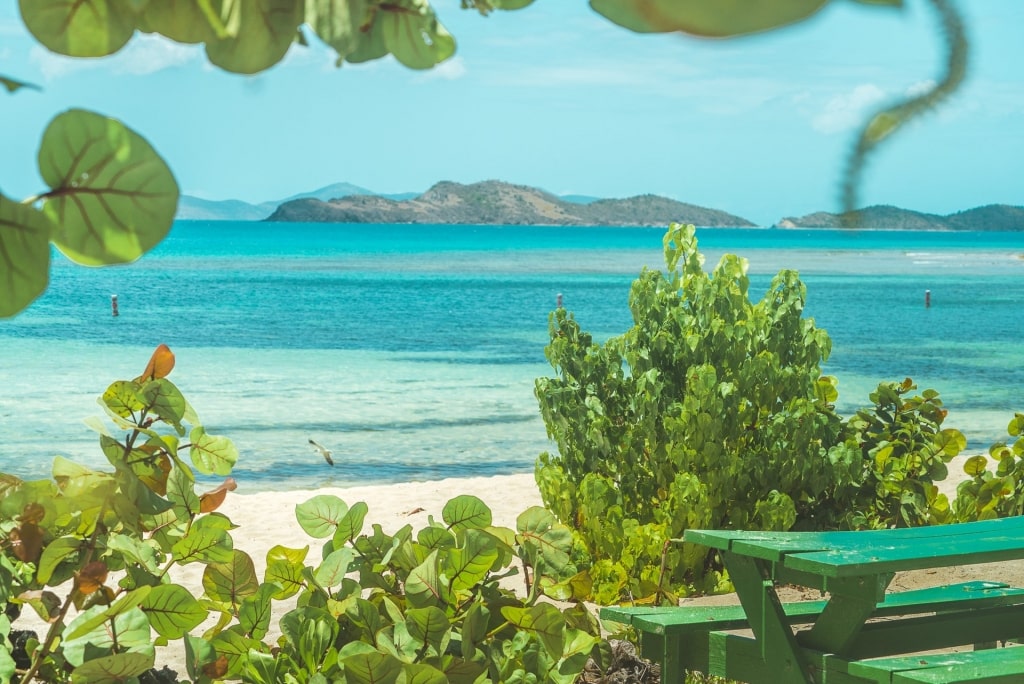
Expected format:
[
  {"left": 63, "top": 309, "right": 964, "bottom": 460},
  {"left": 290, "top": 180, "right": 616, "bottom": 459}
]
[{"left": 308, "top": 438, "right": 334, "bottom": 466}]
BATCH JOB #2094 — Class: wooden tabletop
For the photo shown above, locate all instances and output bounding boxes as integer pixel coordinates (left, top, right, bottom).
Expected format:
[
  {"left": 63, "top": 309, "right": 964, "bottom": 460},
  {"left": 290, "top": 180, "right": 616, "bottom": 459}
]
[{"left": 685, "top": 516, "right": 1024, "bottom": 578}]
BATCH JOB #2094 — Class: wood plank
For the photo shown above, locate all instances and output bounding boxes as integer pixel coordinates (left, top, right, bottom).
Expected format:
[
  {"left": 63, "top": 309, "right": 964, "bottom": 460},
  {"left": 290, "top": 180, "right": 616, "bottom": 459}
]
[
  {"left": 599, "top": 581, "right": 1024, "bottom": 636},
  {"left": 846, "top": 647, "right": 1024, "bottom": 684},
  {"left": 685, "top": 517, "right": 1024, "bottom": 563},
  {"left": 785, "top": 533, "right": 1024, "bottom": 578}
]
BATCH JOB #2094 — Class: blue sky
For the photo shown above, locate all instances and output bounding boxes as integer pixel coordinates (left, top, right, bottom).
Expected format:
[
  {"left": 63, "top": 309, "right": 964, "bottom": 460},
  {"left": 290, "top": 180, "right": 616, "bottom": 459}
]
[{"left": 1, "top": 1, "right": 1022, "bottom": 225}]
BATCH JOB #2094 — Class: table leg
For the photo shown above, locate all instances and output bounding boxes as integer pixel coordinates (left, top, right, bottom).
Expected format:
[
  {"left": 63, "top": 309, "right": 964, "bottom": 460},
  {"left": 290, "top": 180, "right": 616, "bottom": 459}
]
[
  {"left": 799, "top": 573, "right": 894, "bottom": 656},
  {"left": 724, "top": 552, "right": 816, "bottom": 684}
]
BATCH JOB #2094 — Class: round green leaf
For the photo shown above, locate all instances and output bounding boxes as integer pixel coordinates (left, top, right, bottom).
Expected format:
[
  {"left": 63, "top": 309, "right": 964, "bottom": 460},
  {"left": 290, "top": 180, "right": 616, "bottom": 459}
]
[
  {"left": 70, "top": 651, "right": 156, "bottom": 683},
  {"left": 0, "top": 194, "right": 53, "bottom": 317},
  {"left": 205, "top": 0, "right": 304, "bottom": 74},
  {"left": 442, "top": 495, "right": 491, "bottom": 533},
  {"left": 19, "top": 0, "right": 137, "bottom": 57},
  {"left": 964, "top": 455, "right": 989, "bottom": 478},
  {"left": 589, "top": 0, "right": 828, "bottom": 36},
  {"left": 141, "top": 583, "right": 206, "bottom": 639},
  {"left": 379, "top": 2, "right": 455, "bottom": 70},
  {"left": 296, "top": 494, "right": 349, "bottom": 538},
  {"left": 189, "top": 426, "right": 238, "bottom": 476},
  {"left": 38, "top": 109, "right": 178, "bottom": 265},
  {"left": 203, "top": 550, "right": 259, "bottom": 604},
  {"left": 137, "top": 0, "right": 217, "bottom": 44},
  {"left": 306, "top": 0, "right": 370, "bottom": 61},
  {"left": 315, "top": 547, "right": 354, "bottom": 587}
]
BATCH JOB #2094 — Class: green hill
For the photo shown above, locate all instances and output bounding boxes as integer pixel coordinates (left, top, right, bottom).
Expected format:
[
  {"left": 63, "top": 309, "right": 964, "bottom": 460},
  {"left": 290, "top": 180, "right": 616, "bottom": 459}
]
[
  {"left": 266, "top": 180, "right": 755, "bottom": 227},
  {"left": 776, "top": 204, "right": 1024, "bottom": 230}
]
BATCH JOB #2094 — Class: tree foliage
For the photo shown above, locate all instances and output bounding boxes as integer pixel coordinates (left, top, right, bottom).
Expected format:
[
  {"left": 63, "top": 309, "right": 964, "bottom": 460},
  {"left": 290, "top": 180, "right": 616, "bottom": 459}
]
[
  {"left": 0, "top": 346, "right": 606, "bottom": 683},
  {"left": 1, "top": 0, "right": 970, "bottom": 318},
  {"left": 534, "top": 224, "right": 975, "bottom": 603}
]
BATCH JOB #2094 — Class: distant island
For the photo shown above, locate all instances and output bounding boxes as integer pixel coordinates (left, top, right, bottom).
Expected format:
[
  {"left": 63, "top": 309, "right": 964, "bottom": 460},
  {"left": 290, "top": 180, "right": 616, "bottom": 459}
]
[
  {"left": 175, "top": 179, "right": 1024, "bottom": 230},
  {"left": 776, "top": 204, "right": 1024, "bottom": 231},
  {"left": 265, "top": 180, "right": 756, "bottom": 228}
]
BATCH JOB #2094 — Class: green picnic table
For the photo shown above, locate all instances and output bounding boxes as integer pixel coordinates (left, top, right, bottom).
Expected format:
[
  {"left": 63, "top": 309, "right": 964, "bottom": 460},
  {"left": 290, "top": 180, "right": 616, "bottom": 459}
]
[{"left": 602, "top": 516, "right": 1024, "bottom": 684}]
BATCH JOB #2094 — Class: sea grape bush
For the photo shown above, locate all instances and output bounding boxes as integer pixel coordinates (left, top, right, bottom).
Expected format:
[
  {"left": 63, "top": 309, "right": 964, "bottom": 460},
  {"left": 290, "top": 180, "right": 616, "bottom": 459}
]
[
  {"left": 535, "top": 223, "right": 845, "bottom": 601},
  {"left": 534, "top": 223, "right": 971, "bottom": 602},
  {"left": 0, "top": 344, "right": 240, "bottom": 683},
  {"left": 0, "top": 346, "right": 604, "bottom": 682},
  {"left": 832, "top": 378, "right": 966, "bottom": 530},
  {"left": 952, "top": 413, "right": 1024, "bottom": 521}
]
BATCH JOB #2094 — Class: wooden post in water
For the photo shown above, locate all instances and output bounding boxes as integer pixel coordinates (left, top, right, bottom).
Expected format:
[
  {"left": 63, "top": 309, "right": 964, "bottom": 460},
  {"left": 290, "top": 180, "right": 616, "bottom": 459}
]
[
  {"left": 111, "top": 294, "right": 119, "bottom": 317},
  {"left": 925, "top": 290, "right": 931, "bottom": 308}
]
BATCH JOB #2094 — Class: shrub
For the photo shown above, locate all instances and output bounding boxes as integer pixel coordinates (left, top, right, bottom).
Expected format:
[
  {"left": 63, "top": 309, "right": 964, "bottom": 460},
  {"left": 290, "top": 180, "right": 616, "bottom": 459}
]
[{"left": 535, "top": 224, "right": 846, "bottom": 601}]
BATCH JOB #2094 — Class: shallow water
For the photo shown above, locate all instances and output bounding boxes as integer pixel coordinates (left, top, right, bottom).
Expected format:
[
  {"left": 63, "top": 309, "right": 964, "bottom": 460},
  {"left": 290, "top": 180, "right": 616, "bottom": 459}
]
[{"left": 2, "top": 223, "right": 1022, "bottom": 491}]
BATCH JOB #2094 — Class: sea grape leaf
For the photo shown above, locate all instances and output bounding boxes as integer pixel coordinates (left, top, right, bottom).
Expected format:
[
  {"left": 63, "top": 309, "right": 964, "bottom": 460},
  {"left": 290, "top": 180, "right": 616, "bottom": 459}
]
[
  {"left": 142, "top": 378, "right": 188, "bottom": 433},
  {"left": 205, "top": 0, "right": 304, "bottom": 74},
  {"left": 199, "top": 477, "right": 238, "bottom": 513},
  {"left": 315, "top": 547, "right": 354, "bottom": 588},
  {"left": 141, "top": 583, "right": 206, "bottom": 638},
  {"left": 296, "top": 494, "right": 349, "bottom": 538},
  {"left": 265, "top": 560, "right": 304, "bottom": 600},
  {"left": 345, "top": 12, "right": 388, "bottom": 63},
  {"left": 516, "top": 506, "right": 572, "bottom": 573},
  {"left": 203, "top": 549, "right": 260, "bottom": 605},
  {"left": 401, "top": 663, "right": 448, "bottom": 684},
  {"left": 70, "top": 651, "right": 156, "bottom": 683},
  {"left": 341, "top": 649, "right": 402, "bottom": 684},
  {"left": 107, "top": 533, "right": 160, "bottom": 573},
  {"left": 38, "top": 109, "right": 179, "bottom": 265},
  {"left": 305, "top": 0, "right": 370, "bottom": 61},
  {"left": 167, "top": 462, "right": 201, "bottom": 518},
  {"left": 447, "top": 529, "right": 499, "bottom": 592},
  {"left": 0, "top": 74, "right": 41, "bottom": 93},
  {"left": 190, "top": 426, "right": 239, "bottom": 476},
  {"left": 0, "top": 194, "right": 53, "bottom": 317},
  {"left": 19, "top": 0, "right": 137, "bottom": 57},
  {"left": 238, "top": 583, "right": 277, "bottom": 640},
  {"left": 137, "top": 0, "right": 217, "bottom": 43},
  {"left": 588, "top": 0, "right": 828, "bottom": 36},
  {"left": 501, "top": 603, "right": 566, "bottom": 661},
  {"left": 136, "top": 343, "right": 176, "bottom": 382},
  {"left": 35, "top": 537, "right": 83, "bottom": 585},
  {"left": 334, "top": 500, "right": 369, "bottom": 544},
  {"left": 64, "top": 590, "right": 152, "bottom": 648},
  {"left": 173, "top": 515, "right": 234, "bottom": 565},
  {"left": 405, "top": 550, "right": 450, "bottom": 609},
  {"left": 103, "top": 380, "right": 146, "bottom": 418},
  {"left": 379, "top": 1, "right": 455, "bottom": 70},
  {"left": 405, "top": 606, "right": 449, "bottom": 655},
  {"left": 442, "top": 495, "right": 491, "bottom": 533}
]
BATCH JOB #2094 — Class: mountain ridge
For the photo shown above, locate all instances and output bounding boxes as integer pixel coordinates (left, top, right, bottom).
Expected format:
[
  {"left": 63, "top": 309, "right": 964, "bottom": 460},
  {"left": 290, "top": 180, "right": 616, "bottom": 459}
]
[
  {"left": 175, "top": 180, "right": 1024, "bottom": 230},
  {"left": 776, "top": 204, "right": 1024, "bottom": 231},
  {"left": 265, "top": 180, "right": 756, "bottom": 227}
]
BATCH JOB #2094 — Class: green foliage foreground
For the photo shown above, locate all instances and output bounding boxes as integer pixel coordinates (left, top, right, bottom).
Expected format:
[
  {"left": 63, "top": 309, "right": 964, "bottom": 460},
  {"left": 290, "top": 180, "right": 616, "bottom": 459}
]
[
  {"left": 0, "top": 347, "right": 604, "bottom": 683},
  {"left": 535, "top": 223, "right": 1024, "bottom": 604}
]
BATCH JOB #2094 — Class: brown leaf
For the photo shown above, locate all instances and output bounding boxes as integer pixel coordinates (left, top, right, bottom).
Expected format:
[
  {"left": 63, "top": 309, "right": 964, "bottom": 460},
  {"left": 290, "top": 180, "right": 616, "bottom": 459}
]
[
  {"left": 202, "top": 655, "right": 229, "bottom": 678},
  {"left": 11, "top": 523, "right": 42, "bottom": 563},
  {"left": 135, "top": 344, "right": 175, "bottom": 382},
  {"left": 18, "top": 502, "right": 46, "bottom": 525},
  {"left": 199, "top": 477, "right": 238, "bottom": 514},
  {"left": 76, "top": 561, "right": 109, "bottom": 595}
]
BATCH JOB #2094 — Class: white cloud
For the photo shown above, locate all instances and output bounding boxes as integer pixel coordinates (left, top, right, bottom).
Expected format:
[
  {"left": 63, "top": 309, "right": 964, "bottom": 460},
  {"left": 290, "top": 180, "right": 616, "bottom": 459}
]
[
  {"left": 812, "top": 83, "right": 887, "bottom": 134},
  {"left": 30, "top": 33, "right": 201, "bottom": 81}
]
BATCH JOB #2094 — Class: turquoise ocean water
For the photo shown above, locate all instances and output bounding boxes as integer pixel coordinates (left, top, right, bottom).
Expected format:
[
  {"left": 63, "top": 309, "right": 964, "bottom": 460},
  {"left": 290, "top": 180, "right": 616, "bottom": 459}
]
[{"left": 2, "top": 222, "right": 1023, "bottom": 492}]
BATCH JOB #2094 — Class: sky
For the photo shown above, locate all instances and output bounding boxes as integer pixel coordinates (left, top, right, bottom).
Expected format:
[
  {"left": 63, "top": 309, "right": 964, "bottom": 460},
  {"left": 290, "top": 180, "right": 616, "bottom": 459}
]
[{"left": 1, "top": 1, "right": 1022, "bottom": 226}]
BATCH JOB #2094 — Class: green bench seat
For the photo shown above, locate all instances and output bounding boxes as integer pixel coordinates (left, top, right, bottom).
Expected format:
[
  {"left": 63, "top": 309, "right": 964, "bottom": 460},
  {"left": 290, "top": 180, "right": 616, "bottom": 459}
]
[
  {"left": 843, "top": 646, "right": 1024, "bottom": 683},
  {"left": 600, "top": 581, "right": 1024, "bottom": 683}
]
